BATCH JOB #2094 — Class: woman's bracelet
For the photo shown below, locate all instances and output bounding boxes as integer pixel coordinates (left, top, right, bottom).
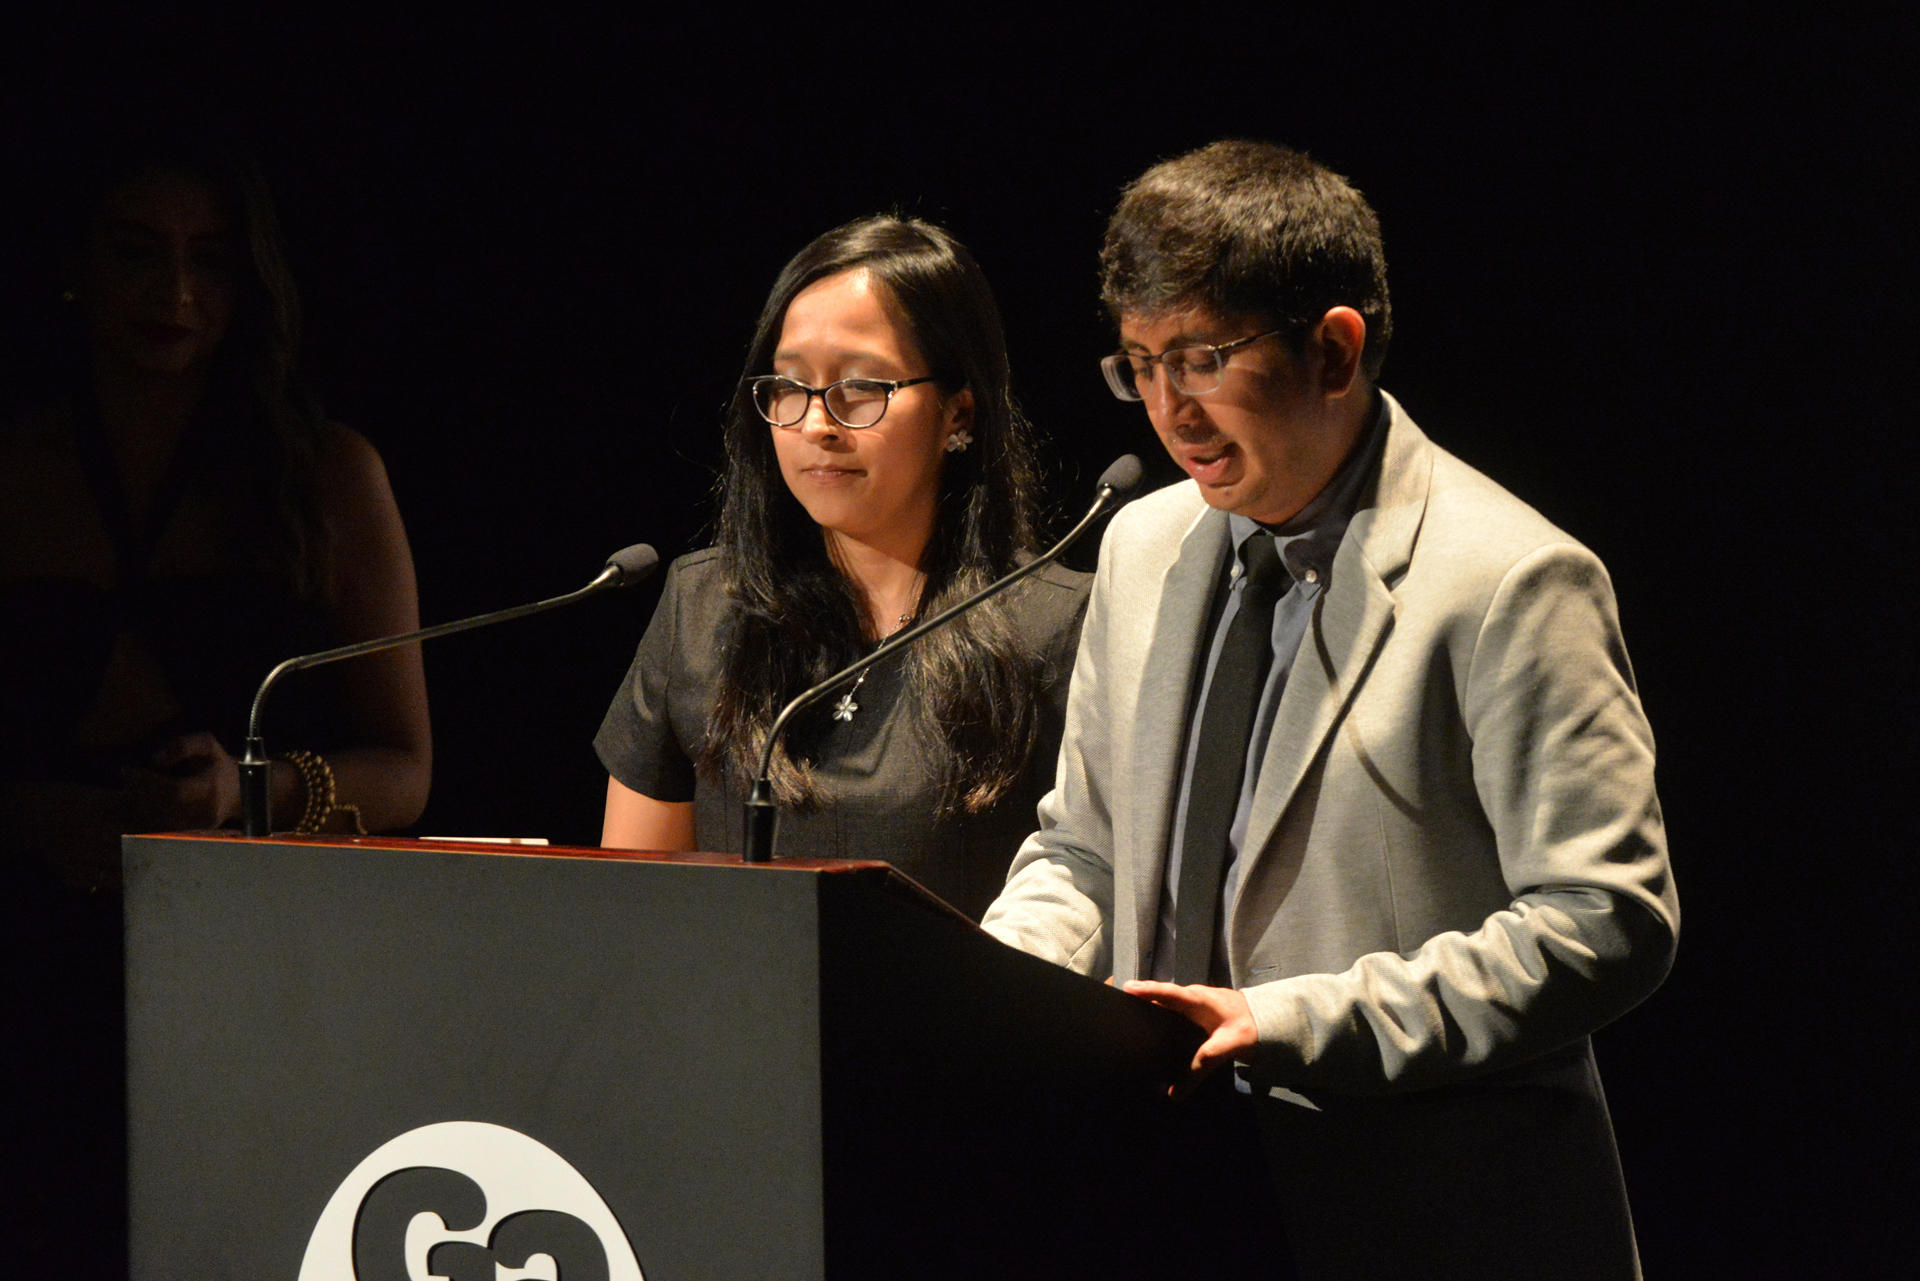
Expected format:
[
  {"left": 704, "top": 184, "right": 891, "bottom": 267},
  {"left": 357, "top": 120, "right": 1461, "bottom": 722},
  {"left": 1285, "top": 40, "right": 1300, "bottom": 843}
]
[{"left": 283, "top": 750, "right": 365, "bottom": 835}]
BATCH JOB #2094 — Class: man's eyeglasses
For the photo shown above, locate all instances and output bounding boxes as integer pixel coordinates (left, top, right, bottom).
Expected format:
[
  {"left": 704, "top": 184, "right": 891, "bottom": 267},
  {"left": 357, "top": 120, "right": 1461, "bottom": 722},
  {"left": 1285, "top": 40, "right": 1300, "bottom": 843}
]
[
  {"left": 745, "top": 375, "right": 938, "bottom": 429},
  {"left": 1098, "top": 329, "right": 1286, "bottom": 402}
]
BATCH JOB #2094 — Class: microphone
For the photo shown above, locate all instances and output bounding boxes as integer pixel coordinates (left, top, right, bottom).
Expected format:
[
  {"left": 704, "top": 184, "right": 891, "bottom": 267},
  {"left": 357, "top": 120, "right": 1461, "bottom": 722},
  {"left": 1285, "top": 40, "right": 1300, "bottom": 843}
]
[
  {"left": 742, "top": 456, "right": 1144, "bottom": 863},
  {"left": 239, "top": 544, "right": 660, "bottom": 837}
]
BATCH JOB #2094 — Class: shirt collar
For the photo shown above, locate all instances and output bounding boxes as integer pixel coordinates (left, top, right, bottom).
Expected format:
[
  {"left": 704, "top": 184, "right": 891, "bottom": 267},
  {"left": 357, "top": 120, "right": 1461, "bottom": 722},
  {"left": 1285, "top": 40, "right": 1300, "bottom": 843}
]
[{"left": 1227, "top": 393, "right": 1389, "bottom": 592}]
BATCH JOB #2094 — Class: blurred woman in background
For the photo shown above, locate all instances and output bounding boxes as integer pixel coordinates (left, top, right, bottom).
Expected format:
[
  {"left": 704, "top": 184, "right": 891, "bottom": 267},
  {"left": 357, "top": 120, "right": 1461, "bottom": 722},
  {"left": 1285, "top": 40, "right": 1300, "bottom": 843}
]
[
  {"left": 0, "top": 129, "right": 431, "bottom": 1270},
  {"left": 0, "top": 133, "right": 431, "bottom": 878}
]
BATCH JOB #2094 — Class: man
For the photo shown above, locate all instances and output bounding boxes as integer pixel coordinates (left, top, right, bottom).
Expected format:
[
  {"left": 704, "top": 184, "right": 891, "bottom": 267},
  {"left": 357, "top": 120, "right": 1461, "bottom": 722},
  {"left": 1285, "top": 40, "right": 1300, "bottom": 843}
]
[{"left": 982, "top": 141, "right": 1678, "bottom": 1278}]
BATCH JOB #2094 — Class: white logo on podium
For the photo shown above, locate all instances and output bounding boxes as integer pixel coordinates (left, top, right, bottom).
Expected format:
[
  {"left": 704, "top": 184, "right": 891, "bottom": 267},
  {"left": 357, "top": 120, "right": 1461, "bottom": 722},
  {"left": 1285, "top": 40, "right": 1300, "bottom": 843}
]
[{"left": 299, "top": 1121, "right": 644, "bottom": 1280}]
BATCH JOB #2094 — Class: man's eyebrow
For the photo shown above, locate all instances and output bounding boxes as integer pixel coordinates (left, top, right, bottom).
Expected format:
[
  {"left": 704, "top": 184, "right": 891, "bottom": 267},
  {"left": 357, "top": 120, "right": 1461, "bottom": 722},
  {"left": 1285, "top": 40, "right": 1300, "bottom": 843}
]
[{"left": 1120, "top": 330, "right": 1217, "bottom": 353}]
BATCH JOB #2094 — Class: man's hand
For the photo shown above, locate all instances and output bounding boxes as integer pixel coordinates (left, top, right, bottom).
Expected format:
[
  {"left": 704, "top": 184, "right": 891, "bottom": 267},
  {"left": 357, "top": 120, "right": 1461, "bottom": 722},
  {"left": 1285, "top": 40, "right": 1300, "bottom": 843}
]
[{"left": 1122, "top": 980, "right": 1257, "bottom": 1098}]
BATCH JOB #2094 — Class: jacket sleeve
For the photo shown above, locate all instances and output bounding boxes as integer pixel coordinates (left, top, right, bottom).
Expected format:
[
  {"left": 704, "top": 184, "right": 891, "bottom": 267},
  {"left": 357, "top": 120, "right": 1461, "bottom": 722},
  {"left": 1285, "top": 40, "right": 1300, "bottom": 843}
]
[
  {"left": 1242, "top": 541, "right": 1679, "bottom": 1092},
  {"left": 979, "top": 530, "right": 1121, "bottom": 978}
]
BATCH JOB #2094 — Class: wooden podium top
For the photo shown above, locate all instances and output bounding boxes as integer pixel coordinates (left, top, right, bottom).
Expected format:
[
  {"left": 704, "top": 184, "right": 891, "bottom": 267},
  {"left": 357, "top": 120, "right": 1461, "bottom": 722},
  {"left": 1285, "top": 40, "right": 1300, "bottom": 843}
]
[{"left": 128, "top": 829, "right": 971, "bottom": 923}]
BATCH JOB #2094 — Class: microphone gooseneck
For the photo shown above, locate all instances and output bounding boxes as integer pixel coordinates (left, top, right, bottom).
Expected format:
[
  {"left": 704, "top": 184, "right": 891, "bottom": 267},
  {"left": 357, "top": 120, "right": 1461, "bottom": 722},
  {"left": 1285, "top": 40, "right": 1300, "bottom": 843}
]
[
  {"left": 240, "top": 543, "right": 660, "bottom": 837},
  {"left": 742, "top": 457, "right": 1143, "bottom": 863}
]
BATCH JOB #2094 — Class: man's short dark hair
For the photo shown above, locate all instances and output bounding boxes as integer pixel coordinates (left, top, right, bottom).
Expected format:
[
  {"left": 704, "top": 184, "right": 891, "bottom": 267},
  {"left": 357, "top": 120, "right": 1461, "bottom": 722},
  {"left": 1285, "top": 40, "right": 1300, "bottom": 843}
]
[{"left": 1100, "top": 139, "right": 1393, "bottom": 380}]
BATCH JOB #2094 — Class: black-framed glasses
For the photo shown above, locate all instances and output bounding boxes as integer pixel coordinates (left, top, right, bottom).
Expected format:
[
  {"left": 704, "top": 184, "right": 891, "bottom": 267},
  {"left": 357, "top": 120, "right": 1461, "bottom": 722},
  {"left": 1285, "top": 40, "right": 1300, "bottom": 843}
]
[
  {"left": 1098, "top": 329, "right": 1286, "bottom": 402},
  {"left": 745, "top": 374, "right": 939, "bottom": 429}
]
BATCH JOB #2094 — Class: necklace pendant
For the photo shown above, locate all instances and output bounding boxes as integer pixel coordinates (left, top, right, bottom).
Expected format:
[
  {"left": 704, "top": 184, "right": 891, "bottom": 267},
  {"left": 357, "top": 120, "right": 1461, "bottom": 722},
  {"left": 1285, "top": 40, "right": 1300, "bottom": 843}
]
[{"left": 832, "top": 691, "right": 859, "bottom": 721}]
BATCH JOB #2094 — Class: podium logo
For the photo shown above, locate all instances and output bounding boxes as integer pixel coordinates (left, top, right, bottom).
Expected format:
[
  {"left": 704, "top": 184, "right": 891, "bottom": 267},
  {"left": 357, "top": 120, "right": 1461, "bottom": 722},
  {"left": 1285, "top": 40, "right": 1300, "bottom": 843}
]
[{"left": 299, "top": 1121, "right": 644, "bottom": 1281}]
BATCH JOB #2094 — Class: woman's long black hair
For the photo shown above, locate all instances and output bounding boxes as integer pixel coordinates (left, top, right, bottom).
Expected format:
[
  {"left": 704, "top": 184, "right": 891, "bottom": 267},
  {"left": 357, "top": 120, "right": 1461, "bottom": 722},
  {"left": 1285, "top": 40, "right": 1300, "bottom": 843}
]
[{"left": 701, "top": 215, "right": 1047, "bottom": 820}]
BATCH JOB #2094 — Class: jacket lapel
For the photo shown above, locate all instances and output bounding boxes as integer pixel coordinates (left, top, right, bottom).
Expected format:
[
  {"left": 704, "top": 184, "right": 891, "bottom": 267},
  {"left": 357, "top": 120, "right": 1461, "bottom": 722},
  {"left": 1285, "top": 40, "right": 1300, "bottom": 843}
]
[
  {"left": 1126, "top": 504, "right": 1231, "bottom": 961},
  {"left": 1239, "top": 396, "right": 1434, "bottom": 868}
]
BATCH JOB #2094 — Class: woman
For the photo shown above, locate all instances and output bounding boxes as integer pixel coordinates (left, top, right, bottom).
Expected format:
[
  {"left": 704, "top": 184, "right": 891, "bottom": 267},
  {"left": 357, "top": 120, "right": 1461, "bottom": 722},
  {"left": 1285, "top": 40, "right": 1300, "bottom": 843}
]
[
  {"left": 597, "top": 216, "right": 1086, "bottom": 920},
  {"left": 0, "top": 131, "right": 432, "bottom": 1274},
  {"left": 0, "top": 137, "right": 432, "bottom": 885}
]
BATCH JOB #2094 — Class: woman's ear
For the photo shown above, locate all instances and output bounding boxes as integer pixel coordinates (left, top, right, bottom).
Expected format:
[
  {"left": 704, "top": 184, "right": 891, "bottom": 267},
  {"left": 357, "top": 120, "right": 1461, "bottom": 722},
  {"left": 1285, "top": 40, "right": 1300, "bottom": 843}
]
[{"left": 945, "top": 386, "right": 976, "bottom": 433}]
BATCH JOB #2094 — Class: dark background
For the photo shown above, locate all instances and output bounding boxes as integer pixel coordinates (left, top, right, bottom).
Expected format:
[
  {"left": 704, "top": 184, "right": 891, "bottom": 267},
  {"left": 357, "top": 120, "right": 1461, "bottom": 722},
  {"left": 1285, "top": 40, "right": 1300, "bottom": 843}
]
[{"left": 6, "top": 9, "right": 1911, "bottom": 1274}]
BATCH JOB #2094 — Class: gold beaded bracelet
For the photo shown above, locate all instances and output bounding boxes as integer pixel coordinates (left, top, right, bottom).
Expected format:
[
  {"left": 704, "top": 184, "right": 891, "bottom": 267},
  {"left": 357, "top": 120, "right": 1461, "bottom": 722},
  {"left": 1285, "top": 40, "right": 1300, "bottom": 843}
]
[{"left": 283, "top": 750, "right": 366, "bottom": 835}]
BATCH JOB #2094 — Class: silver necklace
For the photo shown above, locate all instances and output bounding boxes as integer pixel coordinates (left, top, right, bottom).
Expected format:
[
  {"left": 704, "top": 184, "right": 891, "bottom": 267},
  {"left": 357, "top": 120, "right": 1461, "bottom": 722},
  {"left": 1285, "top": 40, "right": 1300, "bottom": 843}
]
[
  {"left": 832, "top": 609, "right": 914, "bottom": 721},
  {"left": 830, "top": 671, "right": 870, "bottom": 722}
]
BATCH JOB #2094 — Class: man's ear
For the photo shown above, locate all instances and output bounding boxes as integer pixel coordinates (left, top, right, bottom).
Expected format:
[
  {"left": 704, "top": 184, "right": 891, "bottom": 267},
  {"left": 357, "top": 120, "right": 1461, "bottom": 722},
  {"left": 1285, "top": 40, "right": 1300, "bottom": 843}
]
[{"left": 1312, "top": 307, "right": 1368, "bottom": 398}]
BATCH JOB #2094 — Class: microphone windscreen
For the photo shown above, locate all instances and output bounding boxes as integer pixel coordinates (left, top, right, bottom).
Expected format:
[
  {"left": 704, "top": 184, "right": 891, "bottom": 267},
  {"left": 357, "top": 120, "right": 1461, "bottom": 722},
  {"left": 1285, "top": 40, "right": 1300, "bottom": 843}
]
[
  {"left": 605, "top": 544, "right": 661, "bottom": 587},
  {"left": 1097, "top": 454, "right": 1145, "bottom": 499}
]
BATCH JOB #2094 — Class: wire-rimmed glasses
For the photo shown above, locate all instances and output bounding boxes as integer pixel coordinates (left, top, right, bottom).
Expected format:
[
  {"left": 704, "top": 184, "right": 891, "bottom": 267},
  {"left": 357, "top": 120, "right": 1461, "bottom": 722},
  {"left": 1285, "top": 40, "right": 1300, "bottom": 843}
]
[
  {"left": 1098, "top": 329, "right": 1286, "bottom": 402},
  {"left": 745, "top": 375, "right": 938, "bottom": 429}
]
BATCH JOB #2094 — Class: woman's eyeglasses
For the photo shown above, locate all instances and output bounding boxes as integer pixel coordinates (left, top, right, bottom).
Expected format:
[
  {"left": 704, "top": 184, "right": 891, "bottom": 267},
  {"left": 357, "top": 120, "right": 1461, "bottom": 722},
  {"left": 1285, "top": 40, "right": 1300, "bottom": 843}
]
[{"left": 745, "top": 375, "right": 938, "bottom": 429}]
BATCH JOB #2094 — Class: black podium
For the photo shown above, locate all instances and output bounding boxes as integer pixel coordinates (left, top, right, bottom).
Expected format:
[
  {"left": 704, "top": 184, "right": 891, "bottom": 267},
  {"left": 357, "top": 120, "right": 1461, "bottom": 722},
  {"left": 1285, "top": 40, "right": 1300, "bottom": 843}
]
[{"left": 123, "top": 834, "right": 1241, "bottom": 1279}]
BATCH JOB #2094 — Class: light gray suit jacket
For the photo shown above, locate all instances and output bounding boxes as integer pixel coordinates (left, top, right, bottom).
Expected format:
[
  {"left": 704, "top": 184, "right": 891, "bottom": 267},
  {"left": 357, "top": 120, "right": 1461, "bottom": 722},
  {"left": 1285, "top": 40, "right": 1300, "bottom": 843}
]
[{"left": 983, "top": 394, "right": 1678, "bottom": 1276}]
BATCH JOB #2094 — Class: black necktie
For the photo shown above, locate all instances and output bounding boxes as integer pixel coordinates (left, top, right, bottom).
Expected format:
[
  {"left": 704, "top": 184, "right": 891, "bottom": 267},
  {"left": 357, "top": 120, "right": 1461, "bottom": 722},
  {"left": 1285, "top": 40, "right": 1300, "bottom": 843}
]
[{"left": 1172, "top": 533, "right": 1288, "bottom": 985}]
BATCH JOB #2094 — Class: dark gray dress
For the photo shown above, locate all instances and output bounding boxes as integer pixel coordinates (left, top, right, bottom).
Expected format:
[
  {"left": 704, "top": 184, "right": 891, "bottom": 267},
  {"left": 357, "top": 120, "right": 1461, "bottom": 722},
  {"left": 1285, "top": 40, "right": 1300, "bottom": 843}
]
[{"left": 595, "top": 549, "right": 1089, "bottom": 920}]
